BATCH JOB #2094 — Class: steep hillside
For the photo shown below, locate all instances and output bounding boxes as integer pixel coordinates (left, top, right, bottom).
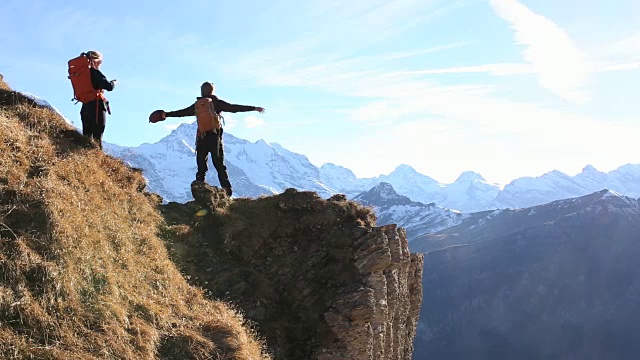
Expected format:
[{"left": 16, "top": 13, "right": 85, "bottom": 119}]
[
  {"left": 411, "top": 190, "right": 640, "bottom": 360},
  {"left": 161, "top": 184, "right": 424, "bottom": 359},
  {"left": 0, "top": 79, "right": 268, "bottom": 359}
]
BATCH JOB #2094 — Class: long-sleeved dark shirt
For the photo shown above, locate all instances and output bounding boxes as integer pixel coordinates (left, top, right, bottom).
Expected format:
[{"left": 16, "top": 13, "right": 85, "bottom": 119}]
[
  {"left": 81, "top": 68, "right": 115, "bottom": 113},
  {"left": 165, "top": 95, "right": 257, "bottom": 118},
  {"left": 90, "top": 68, "right": 115, "bottom": 92}
]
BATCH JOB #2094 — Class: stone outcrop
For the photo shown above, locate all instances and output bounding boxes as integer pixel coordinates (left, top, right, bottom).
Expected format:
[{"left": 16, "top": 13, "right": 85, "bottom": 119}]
[{"left": 161, "top": 185, "right": 424, "bottom": 359}]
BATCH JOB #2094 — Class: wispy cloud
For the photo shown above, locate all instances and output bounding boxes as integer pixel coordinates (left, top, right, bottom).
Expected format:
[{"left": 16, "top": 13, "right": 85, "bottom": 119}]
[
  {"left": 598, "top": 61, "right": 640, "bottom": 72},
  {"left": 389, "top": 60, "right": 640, "bottom": 77},
  {"left": 379, "top": 43, "right": 468, "bottom": 60},
  {"left": 592, "top": 32, "right": 640, "bottom": 73},
  {"left": 390, "top": 63, "right": 534, "bottom": 76},
  {"left": 599, "top": 32, "right": 640, "bottom": 61},
  {"left": 230, "top": 0, "right": 457, "bottom": 70},
  {"left": 489, "top": 0, "right": 592, "bottom": 104}
]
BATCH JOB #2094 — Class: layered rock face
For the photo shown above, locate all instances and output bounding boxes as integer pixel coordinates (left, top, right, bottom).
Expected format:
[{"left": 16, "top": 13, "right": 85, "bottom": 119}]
[
  {"left": 321, "top": 224, "right": 423, "bottom": 360},
  {"left": 161, "top": 185, "right": 424, "bottom": 359}
]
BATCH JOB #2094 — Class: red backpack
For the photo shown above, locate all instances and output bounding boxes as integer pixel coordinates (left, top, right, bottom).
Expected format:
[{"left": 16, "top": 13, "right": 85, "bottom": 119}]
[{"left": 67, "top": 53, "right": 106, "bottom": 104}]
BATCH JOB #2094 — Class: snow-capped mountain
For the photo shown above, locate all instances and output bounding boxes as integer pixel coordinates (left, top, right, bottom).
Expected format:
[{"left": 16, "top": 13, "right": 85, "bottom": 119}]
[
  {"left": 436, "top": 171, "right": 501, "bottom": 212},
  {"left": 492, "top": 169, "right": 585, "bottom": 209},
  {"left": 353, "top": 182, "right": 466, "bottom": 240},
  {"left": 373, "top": 165, "right": 442, "bottom": 201},
  {"left": 606, "top": 164, "right": 640, "bottom": 197},
  {"left": 319, "top": 163, "right": 368, "bottom": 197},
  {"left": 345, "top": 167, "right": 503, "bottom": 212},
  {"left": 493, "top": 164, "right": 640, "bottom": 209},
  {"left": 573, "top": 164, "right": 609, "bottom": 193}
]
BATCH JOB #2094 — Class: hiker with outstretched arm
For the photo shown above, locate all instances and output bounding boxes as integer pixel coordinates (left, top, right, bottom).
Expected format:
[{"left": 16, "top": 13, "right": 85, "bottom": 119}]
[
  {"left": 68, "top": 50, "right": 116, "bottom": 150},
  {"left": 149, "top": 82, "right": 264, "bottom": 197}
]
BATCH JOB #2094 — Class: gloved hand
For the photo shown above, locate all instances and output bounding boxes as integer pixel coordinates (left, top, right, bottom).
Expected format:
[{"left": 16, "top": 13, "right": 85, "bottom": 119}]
[{"left": 149, "top": 110, "right": 166, "bottom": 123}]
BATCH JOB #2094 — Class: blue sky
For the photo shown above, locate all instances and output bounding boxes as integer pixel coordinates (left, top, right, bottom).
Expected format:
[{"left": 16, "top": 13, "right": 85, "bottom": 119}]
[{"left": 1, "top": 0, "right": 639, "bottom": 184}]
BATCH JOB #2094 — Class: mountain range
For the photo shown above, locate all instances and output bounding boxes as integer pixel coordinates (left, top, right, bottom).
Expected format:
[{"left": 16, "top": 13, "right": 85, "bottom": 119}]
[{"left": 105, "top": 122, "right": 640, "bottom": 213}]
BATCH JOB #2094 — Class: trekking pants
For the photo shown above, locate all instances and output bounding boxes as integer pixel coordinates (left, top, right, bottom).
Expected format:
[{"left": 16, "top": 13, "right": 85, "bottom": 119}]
[
  {"left": 195, "top": 129, "right": 231, "bottom": 190},
  {"left": 80, "top": 100, "right": 106, "bottom": 149}
]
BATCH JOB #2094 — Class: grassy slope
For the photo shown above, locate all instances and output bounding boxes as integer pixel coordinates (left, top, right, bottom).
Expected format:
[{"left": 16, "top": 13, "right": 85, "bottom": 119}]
[{"left": 0, "top": 79, "right": 269, "bottom": 360}]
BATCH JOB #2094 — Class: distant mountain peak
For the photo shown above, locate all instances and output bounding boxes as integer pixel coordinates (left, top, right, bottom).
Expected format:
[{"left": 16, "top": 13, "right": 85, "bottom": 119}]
[
  {"left": 384, "top": 164, "right": 440, "bottom": 187},
  {"left": 353, "top": 182, "right": 466, "bottom": 239},
  {"left": 577, "top": 164, "right": 607, "bottom": 181},
  {"left": 368, "top": 182, "right": 400, "bottom": 199},
  {"left": 455, "top": 171, "right": 485, "bottom": 183},
  {"left": 354, "top": 182, "right": 414, "bottom": 206},
  {"left": 163, "top": 121, "right": 196, "bottom": 139},
  {"left": 393, "top": 164, "right": 418, "bottom": 173},
  {"left": 599, "top": 189, "right": 624, "bottom": 198},
  {"left": 582, "top": 164, "right": 600, "bottom": 173},
  {"left": 321, "top": 163, "right": 348, "bottom": 170},
  {"left": 616, "top": 163, "right": 640, "bottom": 174},
  {"left": 602, "top": 189, "right": 624, "bottom": 197},
  {"left": 255, "top": 139, "right": 272, "bottom": 148},
  {"left": 545, "top": 169, "right": 570, "bottom": 178}
]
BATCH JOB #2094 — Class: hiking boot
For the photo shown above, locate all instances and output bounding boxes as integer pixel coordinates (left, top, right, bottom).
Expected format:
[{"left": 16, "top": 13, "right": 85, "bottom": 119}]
[{"left": 223, "top": 186, "right": 232, "bottom": 197}]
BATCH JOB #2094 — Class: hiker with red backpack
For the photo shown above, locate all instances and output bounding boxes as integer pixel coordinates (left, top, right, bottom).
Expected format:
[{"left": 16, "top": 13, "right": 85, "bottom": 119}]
[
  {"left": 67, "top": 51, "right": 116, "bottom": 149},
  {"left": 148, "top": 82, "right": 265, "bottom": 197}
]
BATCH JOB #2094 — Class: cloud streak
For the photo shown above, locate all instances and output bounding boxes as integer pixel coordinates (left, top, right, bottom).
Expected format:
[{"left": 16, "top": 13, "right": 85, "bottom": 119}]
[
  {"left": 599, "top": 32, "right": 640, "bottom": 61},
  {"left": 489, "top": 0, "right": 592, "bottom": 104},
  {"left": 390, "top": 63, "right": 534, "bottom": 76}
]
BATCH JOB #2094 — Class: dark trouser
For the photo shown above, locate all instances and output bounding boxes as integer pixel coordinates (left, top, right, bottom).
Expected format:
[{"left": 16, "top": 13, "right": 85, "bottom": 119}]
[
  {"left": 80, "top": 100, "right": 106, "bottom": 149},
  {"left": 196, "top": 129, "right": 231, "bottom": 191}
]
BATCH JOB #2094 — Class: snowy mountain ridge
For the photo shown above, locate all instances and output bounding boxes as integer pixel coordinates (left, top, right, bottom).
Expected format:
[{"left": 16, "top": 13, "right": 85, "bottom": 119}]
[{"left": 105, "top": 121, "right": 640, "bottom": 212}]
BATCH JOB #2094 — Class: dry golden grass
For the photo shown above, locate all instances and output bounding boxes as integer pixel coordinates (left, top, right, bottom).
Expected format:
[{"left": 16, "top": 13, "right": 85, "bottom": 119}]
[{"left": 0, "top": 78, "right": 269, "bottom": 359}]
